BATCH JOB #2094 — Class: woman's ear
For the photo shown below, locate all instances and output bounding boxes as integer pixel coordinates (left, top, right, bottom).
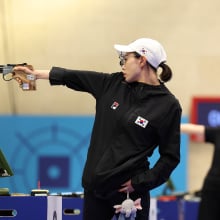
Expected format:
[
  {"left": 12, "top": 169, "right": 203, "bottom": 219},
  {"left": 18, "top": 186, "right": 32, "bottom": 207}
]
[{"left": 140, "top": 56, "right": 147, "bottom": 67}]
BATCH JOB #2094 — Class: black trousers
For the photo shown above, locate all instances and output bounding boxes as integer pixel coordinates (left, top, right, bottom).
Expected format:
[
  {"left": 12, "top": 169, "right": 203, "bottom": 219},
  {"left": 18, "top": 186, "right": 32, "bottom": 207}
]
[
  {"left": 83, "top": 189, "right": 150, "bottom": 220},
  {"left": 198, "top": 189, "right": 220, "bottom": 220}
]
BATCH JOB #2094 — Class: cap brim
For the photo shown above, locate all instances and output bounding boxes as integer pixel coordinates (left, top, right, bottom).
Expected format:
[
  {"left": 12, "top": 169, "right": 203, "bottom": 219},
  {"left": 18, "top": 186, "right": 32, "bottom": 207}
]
[{"left": 114, "top": 44, "right": 135, "bottom": 53}]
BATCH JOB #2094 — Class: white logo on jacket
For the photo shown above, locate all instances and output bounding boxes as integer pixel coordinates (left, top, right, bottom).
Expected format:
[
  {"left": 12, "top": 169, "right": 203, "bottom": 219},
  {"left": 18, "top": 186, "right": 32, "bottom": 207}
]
[
  {"left": 135, "top": 116, "right": 148, "bottom": 128},
  {"left": 111, "top": 101, "right": 119, "bottom": 110}
]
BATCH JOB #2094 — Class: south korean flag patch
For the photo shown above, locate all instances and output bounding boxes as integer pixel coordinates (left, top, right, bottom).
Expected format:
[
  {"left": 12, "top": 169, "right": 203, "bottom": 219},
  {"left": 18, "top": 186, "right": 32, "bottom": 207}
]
[{"left": 135, "top": 116, "right": 148, "bottom": 128}]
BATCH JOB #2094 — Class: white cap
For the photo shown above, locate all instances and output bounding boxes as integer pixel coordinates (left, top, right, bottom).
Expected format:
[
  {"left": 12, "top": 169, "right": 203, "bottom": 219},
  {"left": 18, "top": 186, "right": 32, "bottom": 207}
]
[{"left": 114, "top": 38, "right": 167, "bottom": 69}]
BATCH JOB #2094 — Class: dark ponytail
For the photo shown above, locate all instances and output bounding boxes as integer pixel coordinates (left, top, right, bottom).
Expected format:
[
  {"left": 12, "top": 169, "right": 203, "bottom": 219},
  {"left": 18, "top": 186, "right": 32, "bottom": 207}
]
[{"left": 158, "top": 62, "right": 172, "bottom": 82}]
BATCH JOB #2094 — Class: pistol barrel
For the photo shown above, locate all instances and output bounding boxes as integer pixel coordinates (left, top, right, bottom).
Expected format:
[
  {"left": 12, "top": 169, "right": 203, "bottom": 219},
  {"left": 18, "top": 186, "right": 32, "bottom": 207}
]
[{"left": 0, "top": 63, "right": 27, "bottom": 75}]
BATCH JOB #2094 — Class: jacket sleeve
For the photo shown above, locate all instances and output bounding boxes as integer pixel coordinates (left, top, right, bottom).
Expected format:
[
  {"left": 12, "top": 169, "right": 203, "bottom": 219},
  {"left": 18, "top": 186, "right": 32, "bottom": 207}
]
[
  {"left": 131, "top": 101, "right": 182, "bottom": 191},
  {"left": 205, "top": 126, "right": 220, "bottom": 143},
  {"left": 49, "top": 67, "right": 111, "bottom": 98}
]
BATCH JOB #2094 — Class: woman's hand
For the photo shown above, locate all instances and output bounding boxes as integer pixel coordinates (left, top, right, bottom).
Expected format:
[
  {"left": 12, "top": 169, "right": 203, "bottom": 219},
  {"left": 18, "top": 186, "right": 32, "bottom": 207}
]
[
  {"left": 13, "top": 66, "right": 50, "bottom": 80},
  {"left": 12, "top": 65, "right": 36, "bottom": 90},
  {"left": 118, "top": 180, "right": 134, "bottom": 193}
]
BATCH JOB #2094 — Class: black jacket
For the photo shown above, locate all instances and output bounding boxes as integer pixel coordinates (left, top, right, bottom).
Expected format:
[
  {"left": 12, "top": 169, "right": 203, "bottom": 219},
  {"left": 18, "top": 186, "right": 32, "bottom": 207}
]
[
  {"left": 203, "top": 126, "right": 220, "bottom": 191},
  {"left": 49, "top": 67, "right": 182, "bottom": 193}
]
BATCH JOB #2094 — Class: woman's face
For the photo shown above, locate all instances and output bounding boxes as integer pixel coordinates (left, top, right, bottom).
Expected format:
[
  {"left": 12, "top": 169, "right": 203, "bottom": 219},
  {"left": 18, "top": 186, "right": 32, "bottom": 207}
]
[{"left": 119, "top": 52, "right": 142, "bottom": 83}]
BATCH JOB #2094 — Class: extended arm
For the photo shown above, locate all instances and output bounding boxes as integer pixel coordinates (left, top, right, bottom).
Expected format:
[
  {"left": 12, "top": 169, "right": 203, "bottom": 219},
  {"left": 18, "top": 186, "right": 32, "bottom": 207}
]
[{"left": 181, "top": 123, "right": 205, "bottom": 136}]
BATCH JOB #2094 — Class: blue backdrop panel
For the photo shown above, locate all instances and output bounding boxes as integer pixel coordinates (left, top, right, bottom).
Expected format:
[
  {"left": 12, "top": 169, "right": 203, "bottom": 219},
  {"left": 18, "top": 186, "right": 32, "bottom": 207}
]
[
  {"left": 0, "top": 115, "right": 188, "bottom": 196},
  {"left": 0, "top": 115, "right": 94, "bottom": 194}
]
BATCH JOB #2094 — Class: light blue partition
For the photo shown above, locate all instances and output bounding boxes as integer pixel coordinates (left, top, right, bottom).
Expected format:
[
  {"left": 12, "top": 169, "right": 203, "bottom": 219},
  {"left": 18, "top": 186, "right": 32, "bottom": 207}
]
[{"left": 0, "top": 115, "right": 188, "bottom": 195}]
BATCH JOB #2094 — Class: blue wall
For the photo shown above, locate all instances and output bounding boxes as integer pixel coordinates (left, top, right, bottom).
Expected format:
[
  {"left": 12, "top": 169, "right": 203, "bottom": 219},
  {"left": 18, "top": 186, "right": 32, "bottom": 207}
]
[{"left": 0, "top": 115, "right": 188, "bottom": 196}]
